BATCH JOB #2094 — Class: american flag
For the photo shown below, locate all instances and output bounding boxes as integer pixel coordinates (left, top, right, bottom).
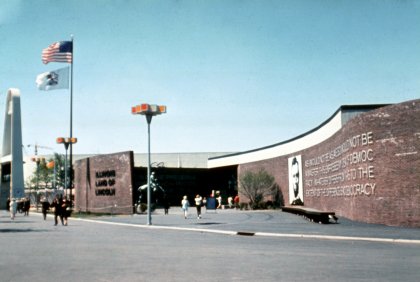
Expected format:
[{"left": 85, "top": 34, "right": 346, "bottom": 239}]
[{"left": 42, "top": 41, "right": 72, "bottom": 64}]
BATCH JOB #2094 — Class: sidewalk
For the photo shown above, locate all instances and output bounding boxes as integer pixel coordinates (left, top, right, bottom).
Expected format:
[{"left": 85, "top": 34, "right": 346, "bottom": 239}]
[{"left": 73, "top": 207, "right": 420, "bottom": 244}]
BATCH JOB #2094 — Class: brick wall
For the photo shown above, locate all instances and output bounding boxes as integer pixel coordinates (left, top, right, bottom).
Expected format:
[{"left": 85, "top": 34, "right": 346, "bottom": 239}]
[
  {"left": 74, "top": 151, "right": 134, "bottom": 214},
  {"left": 239, "top": 99, "right": 420, "bottom": 227}
]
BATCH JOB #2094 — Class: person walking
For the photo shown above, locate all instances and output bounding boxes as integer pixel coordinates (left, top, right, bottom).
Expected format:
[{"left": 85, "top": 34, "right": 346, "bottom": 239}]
[
  {"left": 51, "top": 195, "right": 64, "bottom": 226},
  {"left": 41, "top": 197, "right": 50, "bottom": 220},
  {"left": 23, "top": 197, "right": 30, "bottom": 216},
  {"left": 17, "top": 198, "right": 23, "bottom": 214},
  {"left": 181, "top": 195, "right": 190, "bottom": 219},
  {"left": 228, "top": 196, "right": 233, "bottom": 208},
  {"left": 194, "top": 194, "right": 203, "bottom": 219},
  {"left": 61, "top": 197, "right": 69, "bottom": 226},
  {"left": 216, "top": 194, "right": 222, "bottom": 209},
  {"left": 9, "top": 198, "right": 17, "bottom": 220},
  {"left": 234, "top": 194, "right": 240, "bottom": 209},
  {"left": 162, "top": 194, "right": 170, "bottom": 215}
]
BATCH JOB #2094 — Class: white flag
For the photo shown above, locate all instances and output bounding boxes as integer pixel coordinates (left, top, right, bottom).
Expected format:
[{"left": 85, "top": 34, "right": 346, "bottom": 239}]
[{"left": 36, "top": 66, "right": 69, "bottom": 91}]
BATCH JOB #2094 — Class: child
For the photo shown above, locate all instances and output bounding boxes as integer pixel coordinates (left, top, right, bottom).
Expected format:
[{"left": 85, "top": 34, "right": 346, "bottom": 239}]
[{"left": 181, "top": 196, "right": 190, "bottom": 219}]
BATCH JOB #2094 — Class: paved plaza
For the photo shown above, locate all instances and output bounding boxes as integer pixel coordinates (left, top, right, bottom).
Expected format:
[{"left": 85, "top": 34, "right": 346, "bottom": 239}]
[{"left": 1, "top": 208, "right": 419, "bottom": 282}]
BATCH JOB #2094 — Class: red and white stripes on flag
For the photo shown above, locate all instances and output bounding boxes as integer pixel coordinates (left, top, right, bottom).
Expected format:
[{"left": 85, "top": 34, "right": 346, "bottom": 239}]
[{"left": 42, "top": 41, "right": 73, "bottom": 64}]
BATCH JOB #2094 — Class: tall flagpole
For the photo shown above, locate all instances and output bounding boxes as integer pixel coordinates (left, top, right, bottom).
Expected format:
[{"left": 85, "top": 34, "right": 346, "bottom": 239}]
[{"left": 69, "top": 34, "right": 74, "bottom": 208}]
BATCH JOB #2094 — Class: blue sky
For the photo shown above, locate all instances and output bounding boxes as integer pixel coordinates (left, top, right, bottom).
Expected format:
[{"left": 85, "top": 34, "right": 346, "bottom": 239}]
[{"left": 0, "top": 0, "right": 419, "bottom": 157}]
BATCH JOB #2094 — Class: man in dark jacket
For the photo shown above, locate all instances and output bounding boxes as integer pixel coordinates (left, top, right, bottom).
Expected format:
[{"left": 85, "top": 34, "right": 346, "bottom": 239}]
[
  {"left": 41, "top": 197, "right": 50, "bottom": 220},
  {"left": 51, "top": 195, "right": 64, "bottom": 226}
]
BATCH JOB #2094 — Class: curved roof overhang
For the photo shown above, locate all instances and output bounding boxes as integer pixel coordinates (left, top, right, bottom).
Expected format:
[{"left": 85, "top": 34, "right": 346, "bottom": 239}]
[{"left": 208, "top": 104, "right": 388, "bottom": 168}]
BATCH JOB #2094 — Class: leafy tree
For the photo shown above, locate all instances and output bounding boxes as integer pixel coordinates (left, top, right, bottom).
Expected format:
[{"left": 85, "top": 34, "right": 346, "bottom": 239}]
[
  {"left": 239, "top": 168, "right": 277, "bottom": 209},
  {"left": 27, "top": 153, "right": 66, "bottom": 190},
  {"left": 50, "top": 153, "right": 66, "bottom": 189}
]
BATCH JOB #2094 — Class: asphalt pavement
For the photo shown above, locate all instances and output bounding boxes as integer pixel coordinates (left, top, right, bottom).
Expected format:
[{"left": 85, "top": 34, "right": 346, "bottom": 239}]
[
  {"left": 89, "top": 207, "right": 420, "bottom": 243},
  {"left": 1, "top": 208, "right": 419, "bottom": 282}
]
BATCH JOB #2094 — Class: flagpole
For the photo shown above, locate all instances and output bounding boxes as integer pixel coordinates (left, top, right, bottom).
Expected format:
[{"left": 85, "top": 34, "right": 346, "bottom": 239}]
[{"left": 69, "top": 34, "right": 74, "bottom": 208}]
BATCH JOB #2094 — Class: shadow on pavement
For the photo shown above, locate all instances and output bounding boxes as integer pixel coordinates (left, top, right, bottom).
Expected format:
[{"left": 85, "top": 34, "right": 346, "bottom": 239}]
[
  {"left": 0, "top": 228, "right": 49, "bottom": 233},
  {"left": 195, "top": 222, "right": 224, "bottom": 226}
]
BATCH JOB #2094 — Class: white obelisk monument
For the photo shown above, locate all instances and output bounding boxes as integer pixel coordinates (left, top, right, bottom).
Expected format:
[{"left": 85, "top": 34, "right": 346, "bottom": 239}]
[{"left": 0, "top": 88, "right": 25, "bottom": 209}]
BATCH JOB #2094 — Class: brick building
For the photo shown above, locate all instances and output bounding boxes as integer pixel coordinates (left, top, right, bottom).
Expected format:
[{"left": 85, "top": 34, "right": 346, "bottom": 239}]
[
  {"left": 72, "top": 99, "right": 418, "bottom": 226},
  {"left": 209, "top": 99, "right": 420, "bottom": 227},
  {"left": 73, "top": 152, "right": 236, "bottom": 214}
]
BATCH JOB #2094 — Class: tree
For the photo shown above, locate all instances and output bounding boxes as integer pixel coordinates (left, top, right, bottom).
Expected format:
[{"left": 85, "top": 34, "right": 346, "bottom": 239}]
[
  {"left": 239, "top": 168, "right": 277, "bottom": 209},
  {"left": 50, "top": 153, "right": 66, "bottom": 189},
  {"left": 26, "top": 153, "right": 66, "bottom": 190}
]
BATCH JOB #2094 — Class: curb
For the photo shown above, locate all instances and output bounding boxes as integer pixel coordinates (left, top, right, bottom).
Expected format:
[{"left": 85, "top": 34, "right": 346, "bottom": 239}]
[{"left": 72, "top": 217, "right": 420, "bottom": 245}]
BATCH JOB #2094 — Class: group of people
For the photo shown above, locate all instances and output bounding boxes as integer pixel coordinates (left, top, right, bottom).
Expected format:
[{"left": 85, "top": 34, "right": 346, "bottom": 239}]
[
  {"left": 50, "top": 195, "right": 70, "bottom": 226},
  {"left": 215, "top": 193, "right": 239, "bottom": 209},
  {"left": 181, "top": 193, "right": 239, "bottom": 219},
  {"left": 40, "top": 195, "right": 71, "bottom": 226},
  {"left": 7, "top": 197, "right": 31, "bottom": 220},
  {"left": 7, "top": 194, "right": 70, "bottom": 226},
  {"left": 181, "top": 194, "right": 205, "bottom": 219}
]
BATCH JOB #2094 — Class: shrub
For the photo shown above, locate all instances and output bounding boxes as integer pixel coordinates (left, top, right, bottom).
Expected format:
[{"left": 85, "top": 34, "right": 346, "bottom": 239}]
[{"left": 239, "top": 169, "right": 276, "bottom": 210}]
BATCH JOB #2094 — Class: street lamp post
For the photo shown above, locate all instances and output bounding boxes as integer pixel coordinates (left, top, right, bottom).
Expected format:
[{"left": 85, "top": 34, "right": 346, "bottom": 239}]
[
  {"left": 132, "top": 103, "right": 166, "bottom": 225},
  {"left": 56, "top": 137, "right": 77, "bottom": 208},
  {"left": 46, "top": 158, "right": 57, "bottom": 190},
  {"left": 31, "top": 156, "right": 45, "bottom": 210}
]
